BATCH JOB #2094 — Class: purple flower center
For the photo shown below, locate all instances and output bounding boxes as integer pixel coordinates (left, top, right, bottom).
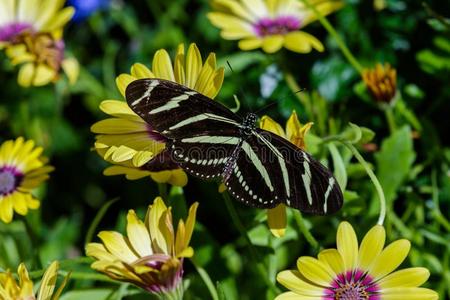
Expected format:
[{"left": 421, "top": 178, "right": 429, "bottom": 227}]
[
  {"left": 325, "top": 270, "right": 380, "bottom": 300},
  {"left": 253, "top": 16, "right": 301, "bottom": 37},
  {"left": 0, "top": 166, "right": 22, "bottom": 196},
  {"left": 0, "top": 22, "right": 33, "bottom": 42}
]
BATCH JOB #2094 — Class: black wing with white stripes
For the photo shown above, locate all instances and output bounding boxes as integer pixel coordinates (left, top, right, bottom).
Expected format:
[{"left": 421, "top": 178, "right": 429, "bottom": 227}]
[{"left": 125, "top": 78, "right": 343, "bottom": 215}]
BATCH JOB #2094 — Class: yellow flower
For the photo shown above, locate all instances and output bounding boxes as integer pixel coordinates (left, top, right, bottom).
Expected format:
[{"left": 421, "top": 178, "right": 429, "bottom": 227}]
[
  {"left": 0, "top": 261, "right": 68, "bottom": 300},
  {"left": 276, "top": 221, "right": 439, "bottom": 300},
  {"left": 5, "top": 32, "right": 79, "bottom": 87},
  {"left": 207, "top": 0, "right": 343, "bottom": 53},
  {"left": 0, "top": 0, "right": 74, "bottom": 47},
  {"left": 86, "top": 197, "right": 199, "bottom": 298},
  {"left": 92, "top": 43, "right": 224, "bottom": 187},
  {"left": 0, "top": 0, "right": 78, "bottom": 87},
  {"left": 260, "top": 111, "right": 312, "bottom": 237},
  {"left": 362, "top": 63, "right": 397, "bottom": 104},
  {"left": 0, "top": 137, "right": 53, "bottom": 223}
]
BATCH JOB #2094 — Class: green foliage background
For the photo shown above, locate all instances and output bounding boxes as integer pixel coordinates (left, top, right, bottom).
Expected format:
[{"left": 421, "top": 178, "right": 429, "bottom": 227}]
[{"left": 0, "top": 0, "right": 449, "bottom": 299}]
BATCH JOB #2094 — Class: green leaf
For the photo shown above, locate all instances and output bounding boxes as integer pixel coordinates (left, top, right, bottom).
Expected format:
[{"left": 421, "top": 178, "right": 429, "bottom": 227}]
[
  {"left": 340, "top": 123, "right": 362, "bottom": 144},
  {"left": 375, "top": 126, "right": 416, "bottom": 203},
  {"left": 60, "top": 289, "right": 116, "bottom": 300}
]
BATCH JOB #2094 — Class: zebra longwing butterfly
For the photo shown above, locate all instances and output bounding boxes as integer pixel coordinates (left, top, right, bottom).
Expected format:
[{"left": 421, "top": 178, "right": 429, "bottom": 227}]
[{"left": 126, "top": 78, "right": 343, "bottom": 215}]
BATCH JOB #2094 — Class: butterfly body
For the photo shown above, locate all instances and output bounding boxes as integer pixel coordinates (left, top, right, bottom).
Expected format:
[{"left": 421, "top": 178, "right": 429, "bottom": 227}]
[{"left": 126, "top": 78, "right": 343, "bottom": 215}]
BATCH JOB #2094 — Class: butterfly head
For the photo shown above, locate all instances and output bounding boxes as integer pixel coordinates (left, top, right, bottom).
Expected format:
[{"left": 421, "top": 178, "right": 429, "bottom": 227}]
[{"left": 241, "top": 113, "right": 258, "bottom": 136}]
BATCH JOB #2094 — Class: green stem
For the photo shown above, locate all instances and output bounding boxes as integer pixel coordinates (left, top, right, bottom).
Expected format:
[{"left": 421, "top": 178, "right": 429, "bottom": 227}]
[
  {"left": 431, "top": 169, "right": 450, "bottom": 232},
  {"left": 222, "top": 192, "right": 280, "bottom": 294},
  {"left": 284, "top": 72, "right": 311, "bottom": 113},
  {"left": 292, "top": 211, "right": 319, "bottom": 250},
  {"left": 300, "top": 0, "right": 364, "bottom": 74},
  {"left": 158, "top": 183, "right": 168, "bottom": 200},
  {"left": 384, "top": 106, "right": 396, "bottom": 134},
  {"left": 342, "top": 142, "right": 386, "bottom": 225},
  {"left": 191, "top": 260, "right": 219, "bottom": 300}
]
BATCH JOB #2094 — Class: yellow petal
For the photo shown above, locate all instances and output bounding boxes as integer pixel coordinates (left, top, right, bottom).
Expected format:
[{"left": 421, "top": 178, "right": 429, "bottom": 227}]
[
  {"left": 62, "top": 57, "right": 79, "bottom": 85},
  {"left": 297, "top": 257, "right": 334, "bottom": 286},
  {"left": 194, "top": 52, "right": 216, "bottom": 96},
  {"left": 238, "top": 38, "right": 263, "bottom": 50},
  {"left": 207, "top": 12, "right": 253, "bottom": 39},
  {"left": 260, "top": 116, "right": 286, "bottom": 137},
  {"left": 381, "top": 287, "right": 438, "bottom": 300},
  {"left": 185, "top": 44, "right": 202, "bottom": 89},
  {"left": 211, "top": 0, "right": 256, "bottom": 22},
  {"left": 378, "top": 268, "right": 430, "bottom": 289},
  {"left": 147, "top": 197, "right": 169, "bottom": 254},
  {"left": 116, "top": 74, "right": 136, "bottom": 97},
  {"left": 42, "top": 7, "right": 75, "bottom": 31},
  {"left": 98, "top": 100, "right": 142, "bottom": 121},
  {"left": 275, "top": 291, "right": 321, "bottom": 300},
  {"left": 267, "top": 204, "right": 286, "bottom": 238},
  {"left": 318, "top": 248, "right": 345, "bottom": 276},
  {"left": 276, "top": 270, "right": 324, "bottom": 296},
  {"left": 103, "top": 166, "right": 150, "bottom": 180},
  {"left": 370, "top": 239, "right": 410, "bottom": 280},
  {"left": 0, "top": 195, "right": 14, "bottom": 223},
  {"left": 179, "top": 202, "right": 198, "bottom": 253},
  {"left": 98, "top": 231, "right": 139, "bottom": 263},
  {"left": 152, "top": 49, "right": 175, "bottom": 81},
  {"left": 37, "top": 261, "right": 59, "bottom": 300},
  {"left": 336, "top": 221, "right": 358, "bottom": 271},
  {"left": 262, "top": 35, "right": 284, "bottom": 53},
  {"left": 302, "top": 1, "right": 344, "bottom": 27},
  {"left": 12, "top": 192, "right": 28, "bottom": 216},
  {"left": 358, "top": 225, "right": 385, "bottom": 271},
  {"left": 167, "top": 170, "right": 188, "bottom": 187},
  {"left": 173, "top": 44, "right": 186, "bottom": 85},
  {"left": 150, "top": 171, "right": 172, "bottom": 183},
  {"left": 131, "top": 63, "right": 154, "bottom": 79},
  {"left": 17, "top": 63, "right": 35, "bottom": 87},
  {"left": 126, "top": 210, "right": 153, "bottom": 257},
  {"left": 91, "top": 118, "right": 146, "bottom": 134},
  {"left": 284, "top": 31, "right": 324, "bottom": 53}
]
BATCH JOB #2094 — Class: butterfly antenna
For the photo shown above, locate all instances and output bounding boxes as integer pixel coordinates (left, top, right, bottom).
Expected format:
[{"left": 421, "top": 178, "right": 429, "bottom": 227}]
[{"left": 226, "top": 60, "right": 251, "bottom": 115}]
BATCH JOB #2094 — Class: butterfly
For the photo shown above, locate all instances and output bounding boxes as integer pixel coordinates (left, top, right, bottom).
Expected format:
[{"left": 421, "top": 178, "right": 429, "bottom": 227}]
[{"left": 126, "top": 78, "right": 343, "bottom": 215}]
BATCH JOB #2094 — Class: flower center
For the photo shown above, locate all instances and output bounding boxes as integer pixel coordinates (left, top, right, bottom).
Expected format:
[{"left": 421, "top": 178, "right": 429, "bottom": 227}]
[
  {"left": 0, "top": 167, "right": 22, "bottom": 195},
  {"left": 334, "top": 282, "right": 369, "bottom": 300},
  {"left": 0, "top": 22, "right": 33, "bottom": 42},
  {"left": 327, "top": 270, "right": 379, "bottom": 300},
  {"left": 253, "top": 16, "right": 301, "bottom": 37}
]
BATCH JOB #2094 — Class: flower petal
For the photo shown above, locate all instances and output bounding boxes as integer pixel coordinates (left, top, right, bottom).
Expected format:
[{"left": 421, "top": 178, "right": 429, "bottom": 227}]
[
  {"left": 152, "top": 49, "right": 175, "bottom": 81},
  {"left": 37, "top": 261, "right": 59, "bottom": 300},
  {"left": 358, "top": 225, "right": 385, "bottom": 271},
  {"left": 275, "top": 291, "right": 320, "bottom": 299},
  {"left": 238, "top": 38, "right": 263, "bottom": 50},
  {"left": 318, "top": 249, "right": 345, "bottom": 276},
  {"left": 116, "top": 74, "right": 136, "bottom": 97},
  {"left": 131, "top": 63, "right": 154, "bottom": 79},
  {"left": 267, "top": 204, "right": 286, "bottom": 237},
  {"left": 378, "top": 268, "right": 430, "bottom": 289},
  {"left": 336, "top": 221, "right": 358, "bottom": 271},
  {"left": 185, "top": 44, "right": 202, "bottom": 89},
  {"left": 297, "top": 257, "right": 334, "bottom": 286},
  {"left": 147, "top": 197, "right": 169, "bottom": 254},
  {"left": 98, "top": 231, "right": 139, "bottom": 263},
  {"left": 126, "top": 210, "right": 153, "bottom": 257},
  {"left": 262, "top": 35, "right": 284, "bottom": 53},
  {"left": 277, "top": 270, "right": 324, "bottom": 296},
  {"left": 260, "top": 116, "right": 286, "bottom": 137},
  {"left": 284, "top": 31, "right": 324, "bottom": 53},
  {"left": 370, "top": 239, "right": 410, "bottom": 280},
  {"left": 381, "top": 287, "right": 438, "bottom": 300}
]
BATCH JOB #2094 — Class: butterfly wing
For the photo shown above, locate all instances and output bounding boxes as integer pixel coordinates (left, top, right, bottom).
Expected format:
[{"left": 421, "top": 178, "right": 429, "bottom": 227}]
[
  {"left": 126, "top": 78, "right": 242, "bottom": 180},
  {"left": 225, "top": 129, "right": 343, "bottom": 214},
  {"left": 126, "top": 78, "right": 242, "bottom": 139}
]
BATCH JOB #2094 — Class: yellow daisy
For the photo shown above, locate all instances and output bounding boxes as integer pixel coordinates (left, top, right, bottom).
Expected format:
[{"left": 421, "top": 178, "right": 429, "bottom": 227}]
[
  {"left": 0, "top": 0, "right": 78, "bottom": 87},
  {"left": 207, "top": 0, "right": 343, "bottom": 53},
  {"left": 0, "top": 261, "right": 68, "bottom": 300},
  {"left": 0, "top": 137, "right": 53, "bottom": 223},
  {"left": 86, "top": 197, "right": 199, "bottom": 299},
  {"left": 0, "top": 0, "right": 74, "bottom": 47},
  {"left": 260, "top": 111, "right": 313, "bottom": 237},
  {"left": 276, "top": 221, "right": 439, "bottom": 300},
  {"left": 5, "top": 32, "right": 79, "bottom": 87},
  {"left": 92, "top": 43, "right": 224, "bottom": 187}
]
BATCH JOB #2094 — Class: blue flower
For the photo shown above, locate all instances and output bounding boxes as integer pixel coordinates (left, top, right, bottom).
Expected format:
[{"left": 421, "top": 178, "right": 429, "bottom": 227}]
[{"left": 68, "top": 0, "right": 110, "bottom": 22}]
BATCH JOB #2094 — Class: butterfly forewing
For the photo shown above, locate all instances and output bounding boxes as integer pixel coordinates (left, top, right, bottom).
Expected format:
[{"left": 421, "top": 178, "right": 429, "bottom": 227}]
[{"left": 126, "top": 79, "right": 241, "bottom": 139}]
